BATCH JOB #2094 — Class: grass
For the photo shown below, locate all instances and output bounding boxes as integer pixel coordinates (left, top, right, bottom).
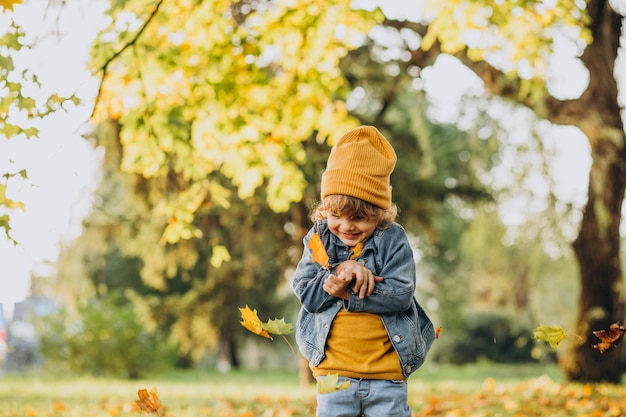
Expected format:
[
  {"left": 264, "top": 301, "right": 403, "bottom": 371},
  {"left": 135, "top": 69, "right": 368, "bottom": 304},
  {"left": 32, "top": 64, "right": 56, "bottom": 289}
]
[
  {"left": 1, "top": 362, "right": 624, "bottom": 417},
  {"left": 0, "top": 368, "right": 315, "bottom": 417},
  {"left": 409, "top": 360, "right": 564, "bottom": 389}
]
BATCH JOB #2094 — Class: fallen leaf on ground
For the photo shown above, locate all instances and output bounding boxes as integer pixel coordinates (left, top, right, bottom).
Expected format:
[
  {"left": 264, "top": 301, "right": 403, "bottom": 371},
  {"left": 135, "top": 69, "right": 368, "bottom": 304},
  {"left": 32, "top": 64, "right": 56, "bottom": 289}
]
[{"left": 133, "top": 387, "right": 162, "bottom": 414}]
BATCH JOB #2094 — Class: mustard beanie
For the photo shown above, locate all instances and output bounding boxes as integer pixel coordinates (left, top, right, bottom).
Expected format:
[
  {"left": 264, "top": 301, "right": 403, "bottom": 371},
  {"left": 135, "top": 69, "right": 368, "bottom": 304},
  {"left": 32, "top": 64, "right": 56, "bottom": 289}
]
[{"left": 321, "top": 125, "right": 397, "bottom": 209}]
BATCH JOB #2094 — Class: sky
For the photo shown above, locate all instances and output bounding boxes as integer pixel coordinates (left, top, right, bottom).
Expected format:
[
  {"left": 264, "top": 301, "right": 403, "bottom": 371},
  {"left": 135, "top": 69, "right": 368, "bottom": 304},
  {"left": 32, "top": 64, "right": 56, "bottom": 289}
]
[
  {"left": 0, "top": 0, "right": 618, "bottom": 314},
  {"left": 0, "top": 0, "right": 107, "bottom": 311}
]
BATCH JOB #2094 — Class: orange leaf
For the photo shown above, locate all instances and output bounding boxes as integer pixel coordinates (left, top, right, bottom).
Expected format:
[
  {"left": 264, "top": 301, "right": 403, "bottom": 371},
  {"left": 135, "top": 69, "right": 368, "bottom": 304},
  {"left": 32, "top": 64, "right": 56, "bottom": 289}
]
[
  {"left": 133, "top": 387, "right": 162, "bottom": 413},
  {"left": 239, "top": 305, "right": 272, "bottom": 339},
  {"left": 435, "top": 326, "right": 443, "bottom": 339},
  {"left": 53, "top": 401, "right": 67, "bottom": 411},
  {"left": 592, "top": 322, "right": 625, "bottom": 354},
  {"left": 308, "top": 232, "right": 329, "bottom": 267}
]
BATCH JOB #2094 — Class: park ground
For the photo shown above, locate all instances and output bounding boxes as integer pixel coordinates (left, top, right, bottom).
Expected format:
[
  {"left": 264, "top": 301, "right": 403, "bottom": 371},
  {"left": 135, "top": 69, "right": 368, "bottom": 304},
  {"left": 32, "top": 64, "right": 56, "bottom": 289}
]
[{"left": 0, "top": 362, "right": 625, "bottom": 416}]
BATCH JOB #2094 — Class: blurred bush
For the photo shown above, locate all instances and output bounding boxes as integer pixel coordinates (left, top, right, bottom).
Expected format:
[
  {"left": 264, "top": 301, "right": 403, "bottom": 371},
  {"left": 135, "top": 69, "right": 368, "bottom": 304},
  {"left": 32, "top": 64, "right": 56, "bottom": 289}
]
[
  {"left": 430, "top": 310, "right": 539, "bottom": 364},
  {"left": 38, "top": 292, "right": 177, "bottom": 379}
]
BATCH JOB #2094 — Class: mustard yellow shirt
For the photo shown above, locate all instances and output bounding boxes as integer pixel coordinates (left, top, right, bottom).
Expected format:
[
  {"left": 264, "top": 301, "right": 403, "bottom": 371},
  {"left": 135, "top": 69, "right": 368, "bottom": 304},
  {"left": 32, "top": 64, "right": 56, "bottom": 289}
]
[{"left": 311, "top": 243, "right": 404, "bottom": 380}]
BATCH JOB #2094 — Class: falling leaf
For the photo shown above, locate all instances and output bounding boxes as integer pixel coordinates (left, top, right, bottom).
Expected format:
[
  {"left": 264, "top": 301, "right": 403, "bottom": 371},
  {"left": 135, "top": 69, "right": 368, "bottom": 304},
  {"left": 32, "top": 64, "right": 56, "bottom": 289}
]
[
  {"left": 239, "top": 305, "right": 272, "bottom": 339},
  {"left": 317, "top": 373, "right": 351, "bottom": 394},
  {"left": 133, "top": 387, "right": 162, "bottom": 414},
  {"left": 435, "top": 326, "right": 443, "bottom": 339},
  {"left": 262, "top": 318, "right": 294, "bottom": 335},
  {"left": 239, "top": 306, "right": 296, "bottom": 352},
  {"left": 533, "top": 324, "right": 567, "bottom": 347},
  {"left": 308, "top": 232, "right": 329, "bottom": 267},
  {"left": 592, "top": 322, "right": 625, "bottom": 354}
]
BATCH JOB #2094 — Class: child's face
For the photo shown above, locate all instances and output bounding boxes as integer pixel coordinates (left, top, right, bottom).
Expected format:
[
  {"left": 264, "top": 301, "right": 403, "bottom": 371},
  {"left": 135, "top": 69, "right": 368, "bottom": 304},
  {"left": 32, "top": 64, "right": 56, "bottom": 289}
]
[{"left": 327, "top": 211, "right": 377, "bottom": 247}]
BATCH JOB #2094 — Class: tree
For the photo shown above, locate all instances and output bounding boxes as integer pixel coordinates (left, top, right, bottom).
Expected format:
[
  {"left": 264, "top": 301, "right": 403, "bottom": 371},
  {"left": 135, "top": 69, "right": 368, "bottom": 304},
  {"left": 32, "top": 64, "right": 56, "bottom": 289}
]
[
  {"left": 55, "top": 118, "right": 298, "bottom": 366},
  {"left": 0, "top": 0, "right": 78, "bottom": 242},
  {"left": 79, "top": 0, "right": 381, "bottom": 367},
  {"left": 403, "top": 0, "right": 625, "bottom": 383},
  {"left": 47, "top": 0, "right": 623, "bottom": 382}
]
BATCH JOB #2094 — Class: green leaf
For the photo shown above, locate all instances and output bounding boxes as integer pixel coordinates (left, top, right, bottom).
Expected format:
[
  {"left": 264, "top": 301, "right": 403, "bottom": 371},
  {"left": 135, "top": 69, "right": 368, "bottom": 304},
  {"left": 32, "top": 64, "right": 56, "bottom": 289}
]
[
  {"left": 262, "top": 318, "right": 294, "bottom": 336},
  {"left": 533, "top": 324, "right": 567, "bottom": 347}
]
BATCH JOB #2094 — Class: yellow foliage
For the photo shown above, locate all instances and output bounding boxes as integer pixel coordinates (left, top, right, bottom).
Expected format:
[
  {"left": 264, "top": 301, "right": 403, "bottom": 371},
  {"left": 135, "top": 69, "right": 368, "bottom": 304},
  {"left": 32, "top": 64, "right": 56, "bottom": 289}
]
[
  {"left": 423, "top": 0, "right": 590, "bottom": 81},
  {"left": 209, "top": 245, "right": 231, "bottom": 268},
  {"left": 91, "top": 0, "right": 378, "bottom": 243},
  {"left": 0, "top": 0, "right": 23, "bottom": 12}
]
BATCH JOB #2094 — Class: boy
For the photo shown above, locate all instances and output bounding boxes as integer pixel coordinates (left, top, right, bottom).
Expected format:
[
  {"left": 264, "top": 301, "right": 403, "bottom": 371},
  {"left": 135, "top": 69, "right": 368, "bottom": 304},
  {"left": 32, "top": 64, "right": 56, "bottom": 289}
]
[{"left": 292, "top": 125, "right": 435, "bottom": 416}]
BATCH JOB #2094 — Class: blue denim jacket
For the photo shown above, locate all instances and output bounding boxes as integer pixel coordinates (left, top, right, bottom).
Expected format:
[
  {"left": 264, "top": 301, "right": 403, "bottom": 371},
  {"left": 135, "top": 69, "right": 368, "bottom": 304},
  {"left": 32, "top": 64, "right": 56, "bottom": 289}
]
[{"left": 292, "top": 220, "right": 435, "bottom": 378}]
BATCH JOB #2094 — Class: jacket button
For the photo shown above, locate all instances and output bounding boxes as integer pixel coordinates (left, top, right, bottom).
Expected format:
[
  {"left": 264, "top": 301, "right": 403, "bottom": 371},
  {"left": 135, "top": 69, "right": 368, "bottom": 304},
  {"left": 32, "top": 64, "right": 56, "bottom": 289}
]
[{"left": 393, "top": 335, "right": 402, "bottom": 342}]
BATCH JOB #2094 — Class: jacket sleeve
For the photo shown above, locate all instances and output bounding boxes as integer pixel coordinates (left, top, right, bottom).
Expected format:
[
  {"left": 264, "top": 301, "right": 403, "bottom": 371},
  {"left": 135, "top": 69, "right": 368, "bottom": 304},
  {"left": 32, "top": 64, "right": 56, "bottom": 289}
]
[
  {"left": 292, "top": 227, "right": 338, "bottom": 313},
  {"left": 344, "top": 224, "right": 416, "bottom": 314}
]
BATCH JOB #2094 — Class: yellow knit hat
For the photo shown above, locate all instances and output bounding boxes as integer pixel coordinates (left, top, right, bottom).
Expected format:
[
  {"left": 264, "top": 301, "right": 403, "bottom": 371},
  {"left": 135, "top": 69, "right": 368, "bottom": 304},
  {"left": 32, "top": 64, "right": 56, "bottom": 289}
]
[{"left": 321, "top": 125, "right": 397, "bottom": 209}]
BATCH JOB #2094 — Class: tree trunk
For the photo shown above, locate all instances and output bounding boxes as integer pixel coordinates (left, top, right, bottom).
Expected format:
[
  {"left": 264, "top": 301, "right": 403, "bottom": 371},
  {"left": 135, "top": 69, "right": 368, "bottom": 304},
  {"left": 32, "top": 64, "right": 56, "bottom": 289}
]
[
  {"left": 559, "top": 1, "right": 626, "bottom": 383},
  {"left": 396, "top": 0, "right": 626, "bottom": 382},
  {"left": 217, "top": 334, "right": 240, "bottom": 371},
  {"left": 561, "top": 133, "right": 626, "bottom": 383}
]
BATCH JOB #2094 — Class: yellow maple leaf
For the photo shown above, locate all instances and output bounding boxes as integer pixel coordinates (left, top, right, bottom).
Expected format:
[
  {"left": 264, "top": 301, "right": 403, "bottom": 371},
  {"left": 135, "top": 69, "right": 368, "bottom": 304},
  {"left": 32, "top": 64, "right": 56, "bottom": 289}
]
[
  {"left": 132, "top": 387, "right": 162, "bottom": 414},
  {"left": 239, "top": 305, "right": 272, "bottom": 339},
  {"left": 317, "top": 373, "right": 351, "bottom": 394},
  {"left": 308, "top": 232, "right": 329, "bottom": 267}
]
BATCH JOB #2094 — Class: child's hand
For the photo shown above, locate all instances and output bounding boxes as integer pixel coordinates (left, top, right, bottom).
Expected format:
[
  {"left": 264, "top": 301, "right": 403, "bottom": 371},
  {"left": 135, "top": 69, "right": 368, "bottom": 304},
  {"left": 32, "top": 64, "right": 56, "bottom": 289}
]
[
  {"left": 335, "top": 260, "right": 383, "bottom": 299},
  {"left": 323, "top": 273, "right": 352, "bottom": 299}
]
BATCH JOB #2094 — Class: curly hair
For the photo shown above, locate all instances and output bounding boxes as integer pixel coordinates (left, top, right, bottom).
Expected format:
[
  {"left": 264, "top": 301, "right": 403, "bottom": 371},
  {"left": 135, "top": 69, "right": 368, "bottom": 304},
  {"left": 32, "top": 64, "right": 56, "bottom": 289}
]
[{"left": 311, "top": 194, "right": 398, "bottom": 229}]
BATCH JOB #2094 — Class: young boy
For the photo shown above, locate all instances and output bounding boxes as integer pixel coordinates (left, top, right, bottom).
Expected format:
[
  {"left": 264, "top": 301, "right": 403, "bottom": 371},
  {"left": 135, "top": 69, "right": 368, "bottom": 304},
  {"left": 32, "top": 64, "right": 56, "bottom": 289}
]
[{"left": 292, "top": 125, "right": 435, "bottom": 416}]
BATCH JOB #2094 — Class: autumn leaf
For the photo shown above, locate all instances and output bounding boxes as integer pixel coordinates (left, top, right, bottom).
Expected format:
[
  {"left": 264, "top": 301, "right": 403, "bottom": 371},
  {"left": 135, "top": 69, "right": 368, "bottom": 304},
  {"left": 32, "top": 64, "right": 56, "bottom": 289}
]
[
  {"left": 263, "top": 317, "right": 296, "bottom": 353},
  {"left": 308, "top": 232, "right": 329, "bottom": 268},
  {"left": 262, "top": 318, "right": 294, "bottom": 336},
  {"left": 435, "top": 326, "right": 443, "bottom": 339},
  {"left": 533, "top": 324, "right": 567, "bottom": 347},
  {"left": 317, "top": 373, "right": 351, "bottom": 394},
  {"left": 592, "top": 322, "right": 625, "bottom": 354},
  {"left": 133, "top": 387, "right": 162, "bottom": 414},
  {"left": 239, "top": 305, "right": 272, "bottom": 339},
  {"left": 239, "top": 306, "right": 297, "bottom": 352}
]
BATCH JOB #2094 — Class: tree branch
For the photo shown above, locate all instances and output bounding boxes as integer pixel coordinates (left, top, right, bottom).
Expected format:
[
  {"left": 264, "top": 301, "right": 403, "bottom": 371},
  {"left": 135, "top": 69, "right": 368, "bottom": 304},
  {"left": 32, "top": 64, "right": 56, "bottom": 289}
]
[{"left": 90, "top": 0, "right": 165, "bottom": 119}]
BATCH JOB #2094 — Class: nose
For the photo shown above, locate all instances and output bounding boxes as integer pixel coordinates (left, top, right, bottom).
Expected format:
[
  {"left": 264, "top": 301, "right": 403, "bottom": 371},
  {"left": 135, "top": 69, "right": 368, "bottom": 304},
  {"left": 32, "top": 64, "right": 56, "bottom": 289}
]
[{"left": 341, "top": 219, "right": 356, "bottom": 231}]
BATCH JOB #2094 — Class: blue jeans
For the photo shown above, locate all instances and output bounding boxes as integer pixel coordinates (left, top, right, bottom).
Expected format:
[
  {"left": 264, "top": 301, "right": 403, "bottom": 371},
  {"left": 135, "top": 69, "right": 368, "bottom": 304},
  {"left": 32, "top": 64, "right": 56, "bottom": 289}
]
[{"left": 315, "top": 377, "right": 411, "bottom": 417}]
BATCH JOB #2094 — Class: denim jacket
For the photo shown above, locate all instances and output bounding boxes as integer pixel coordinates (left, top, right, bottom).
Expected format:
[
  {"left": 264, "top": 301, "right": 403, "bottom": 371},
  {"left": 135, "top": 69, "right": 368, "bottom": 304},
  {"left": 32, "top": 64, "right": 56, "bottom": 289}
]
[{"left": 292, "top": 220, "right": 435, "bottom": 378}]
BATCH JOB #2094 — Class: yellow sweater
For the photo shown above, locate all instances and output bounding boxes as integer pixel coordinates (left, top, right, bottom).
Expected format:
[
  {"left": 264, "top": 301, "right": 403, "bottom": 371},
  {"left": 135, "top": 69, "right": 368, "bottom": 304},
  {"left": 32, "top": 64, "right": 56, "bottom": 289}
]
[{"left": 311, "top": 243, "right": 404, "bottom": 380}]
